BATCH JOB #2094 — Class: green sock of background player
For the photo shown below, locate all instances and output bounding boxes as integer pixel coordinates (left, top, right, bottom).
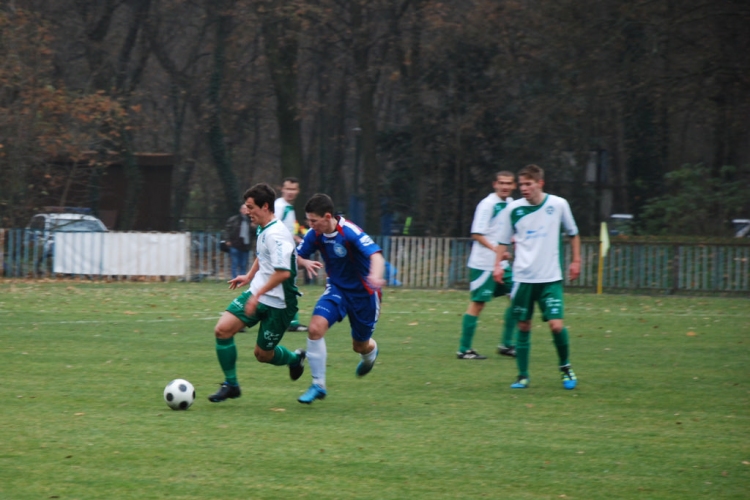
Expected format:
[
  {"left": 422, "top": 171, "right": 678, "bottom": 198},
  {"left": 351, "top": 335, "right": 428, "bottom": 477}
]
[
  {"left": 552, "top": 327, "right": 570, "bottom": 366},
  {"left": 515, "top": 330, "right": 531, "bottom": 377},
  {"left": 215, "top": 337, "right": 238, "bottom": 385},
  {"left": 500, "top": 306, "right": 516, "bottom": 348},
  {"left": 459, "top": 314, "right": 478, "bottom": 352},
  {"left": 289, "top": 312, "right": 302, "bottom": 327}
]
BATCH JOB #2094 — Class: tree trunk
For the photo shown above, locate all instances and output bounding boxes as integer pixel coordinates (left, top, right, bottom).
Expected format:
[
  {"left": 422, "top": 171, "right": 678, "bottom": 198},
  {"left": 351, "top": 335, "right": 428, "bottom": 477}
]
[
  {"left": 262, "top": 7, "right": 304, "bottom": 184},
  {"left": 351, "top": 1, "right": 381, "bottom": 233},
  {"left": 206, "top": 1, "right": 240, "bottom": 217}
]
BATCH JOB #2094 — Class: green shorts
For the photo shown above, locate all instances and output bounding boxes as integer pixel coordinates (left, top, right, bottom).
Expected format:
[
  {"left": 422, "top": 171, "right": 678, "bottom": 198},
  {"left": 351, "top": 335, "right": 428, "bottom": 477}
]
[
  {"left": 510, "top": 281, "right": 564, "bottom": 322},
  {"left": 226, "top": 290, "right": 298, "bottom": 351},
  {"left": 469, "top": 268, "right": 513, "bottom": 303}
]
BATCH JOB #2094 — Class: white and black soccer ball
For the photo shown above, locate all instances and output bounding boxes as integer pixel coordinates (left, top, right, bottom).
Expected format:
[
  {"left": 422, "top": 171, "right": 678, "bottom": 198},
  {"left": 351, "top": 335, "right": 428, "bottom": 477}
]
[{"left": 163, "top": 379, "right": 195, "bottom": 410}]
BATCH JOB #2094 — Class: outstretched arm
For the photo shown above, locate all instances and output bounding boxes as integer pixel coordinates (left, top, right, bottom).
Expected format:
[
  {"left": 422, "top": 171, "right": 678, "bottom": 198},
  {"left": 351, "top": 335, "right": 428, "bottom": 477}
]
[
  {"left": 367, "top": 252, "right": 386, "bottom": 289},
  {"left": 228, "top": 256, "right": 258, "bottom": 289},
  {"left": 297, "top": 255, "right": 323, "bottom": 279},
  {"left": 568, "top": 234, "right": 581, "bottom": 281}
]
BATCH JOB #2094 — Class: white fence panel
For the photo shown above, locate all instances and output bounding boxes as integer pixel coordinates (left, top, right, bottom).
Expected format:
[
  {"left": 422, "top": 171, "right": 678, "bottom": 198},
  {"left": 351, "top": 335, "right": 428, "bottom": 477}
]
[{"left": 54, "top": 232, "right": 190, "bottom": 276}]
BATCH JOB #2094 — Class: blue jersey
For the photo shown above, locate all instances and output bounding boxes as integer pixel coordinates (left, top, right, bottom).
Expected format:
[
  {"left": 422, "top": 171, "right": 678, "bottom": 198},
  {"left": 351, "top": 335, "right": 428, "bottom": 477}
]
[{"left": 297, "top": 216, "right": 382, "bottom": 294}]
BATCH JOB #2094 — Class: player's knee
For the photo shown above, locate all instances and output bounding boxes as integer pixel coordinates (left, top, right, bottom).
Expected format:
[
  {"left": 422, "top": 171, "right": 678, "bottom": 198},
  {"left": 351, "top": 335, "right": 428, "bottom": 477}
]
[
  {"left": 352, "top": 340, "right": 372, "bottom": 354},
  {"left": 549, "top": 320, "right": 564, "bottom": 334},
  {"left": 307, "top": 317, "right": 328, "bottom": 339},
  {"left": 307, "top": 324, "right": 326, "bottom": 340},
  {"left": 467, "top": 301, "right": 484, "bottom": 315},
  {"left": 254, "top": 348, "right": 274, "bottom": 363},
  {"left": 214, "top": 324, "right": 232, "bottom": 339}
]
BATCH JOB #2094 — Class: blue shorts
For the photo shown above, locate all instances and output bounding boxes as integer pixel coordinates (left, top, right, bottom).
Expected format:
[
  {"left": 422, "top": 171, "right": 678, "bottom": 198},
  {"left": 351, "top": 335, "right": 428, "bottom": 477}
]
[{"left": 313, "top": 283, "right": 381, "bottom": 342}]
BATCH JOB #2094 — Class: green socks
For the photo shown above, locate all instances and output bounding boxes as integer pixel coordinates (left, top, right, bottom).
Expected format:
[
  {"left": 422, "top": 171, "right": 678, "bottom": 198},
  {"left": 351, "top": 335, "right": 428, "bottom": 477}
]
[
  {"left": 269, "top": 345, "right": 298, "bottom": 366},
  {"left": 501, "top": 306, "right": 516, "bottom": 347},
  {"left": 459, "top": 314, "right": 478, "bottom": 352},
  {"left": 215, "top": 337, "right": 238, "bottom": 385},
  {"left": 289, "top": 312, "right": 301, "bottom": 327},
  {"left": 552, "top": 327, "right": 570, "bottom": 367},
  {"left": 512, "top": 327, "right": 570, "bottom": 377},
  {"left": 215, "top": 338, "right": 300, "bottom": 383},
  {"left": 516, "top": 330, "right": 531, "bottom": 377}
]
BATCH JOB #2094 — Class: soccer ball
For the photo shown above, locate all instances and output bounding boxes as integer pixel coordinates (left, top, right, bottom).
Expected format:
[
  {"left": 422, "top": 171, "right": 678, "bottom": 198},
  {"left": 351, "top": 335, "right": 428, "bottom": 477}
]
[{"left": 163, "top": 379, "right": 195, "bottom": 410}]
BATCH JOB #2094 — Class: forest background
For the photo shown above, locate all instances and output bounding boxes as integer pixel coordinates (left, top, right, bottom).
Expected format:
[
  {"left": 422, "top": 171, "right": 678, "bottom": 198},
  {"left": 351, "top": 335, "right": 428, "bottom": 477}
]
[{"left": 0, "top": 0, "right": 748, "bottom": 237}]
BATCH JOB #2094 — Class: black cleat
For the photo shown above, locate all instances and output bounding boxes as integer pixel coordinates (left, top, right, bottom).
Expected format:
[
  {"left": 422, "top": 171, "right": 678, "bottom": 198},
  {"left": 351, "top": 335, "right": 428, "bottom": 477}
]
[
  {"left": 289, "top": 349, "right": 306, "bottom": 381},
  {"left": 456, "top": 349, "right": 487, "bottom": 360},
  {"left": 497, "top": 345, "right": 517, "bottom": 357},
  {"left": 287, "top": 324, "right": 309, "bottom": 332},
  {"left": 208, "top": 382, "right": 241, "bottom": 402}
]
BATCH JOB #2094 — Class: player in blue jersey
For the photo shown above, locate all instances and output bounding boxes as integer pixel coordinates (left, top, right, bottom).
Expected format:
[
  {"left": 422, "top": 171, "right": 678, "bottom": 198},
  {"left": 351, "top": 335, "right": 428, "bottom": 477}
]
[{"left": 295, "top": 193, "right": 386, "bottom": 404}]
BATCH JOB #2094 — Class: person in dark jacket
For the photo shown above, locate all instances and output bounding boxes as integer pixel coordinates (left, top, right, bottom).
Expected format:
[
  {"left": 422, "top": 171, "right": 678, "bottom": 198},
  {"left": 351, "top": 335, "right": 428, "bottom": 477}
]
[{"left": 224, "top": 204, "right": 254, "bottom": 278}]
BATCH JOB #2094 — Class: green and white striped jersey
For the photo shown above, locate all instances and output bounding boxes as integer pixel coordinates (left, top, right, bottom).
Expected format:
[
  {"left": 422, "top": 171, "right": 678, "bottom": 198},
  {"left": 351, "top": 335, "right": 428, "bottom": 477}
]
[
  {"left": 498, "top": 194, "right": 578, "bottom": 283},
  {"left": 274, "top": 197, "right": 297, "bottom": 237},
  {"left": 250, "top": 219, "right": 299, "bottom": 309},
  {"left": 467, "top": 193, "right": 512, "bottom": 271}
]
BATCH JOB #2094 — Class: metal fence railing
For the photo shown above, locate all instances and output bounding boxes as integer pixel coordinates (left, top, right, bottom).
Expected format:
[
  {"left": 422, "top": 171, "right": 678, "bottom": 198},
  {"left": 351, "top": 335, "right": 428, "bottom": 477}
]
[{"left": 1, "top": 229, "right": 748, "bottom": 294}]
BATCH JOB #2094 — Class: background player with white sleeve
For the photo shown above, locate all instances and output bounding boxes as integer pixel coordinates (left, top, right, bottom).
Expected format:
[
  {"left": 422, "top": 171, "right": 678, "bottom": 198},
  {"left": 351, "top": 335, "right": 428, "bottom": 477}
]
[
  {"left": 457, "top": 171, "right": 518, "bottom": 360},
  {"left": 274, "top": 177, "right": 308, "bottom": 332},
  {"left": 494, "top": 164, "right": 581, "bottom": 390}
]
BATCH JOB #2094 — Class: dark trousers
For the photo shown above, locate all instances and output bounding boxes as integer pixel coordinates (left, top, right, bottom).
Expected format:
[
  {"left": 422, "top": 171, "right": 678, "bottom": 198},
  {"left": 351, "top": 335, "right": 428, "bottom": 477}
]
[{"left": 229, "top": 247, "right": 249, "bottom": 278}]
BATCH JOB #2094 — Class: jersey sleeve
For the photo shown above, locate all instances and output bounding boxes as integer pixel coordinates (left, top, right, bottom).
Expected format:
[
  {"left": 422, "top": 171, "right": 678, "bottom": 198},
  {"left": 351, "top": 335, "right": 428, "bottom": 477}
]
[
  {"left": 560, "top": 199, "right": 579, "bottom": 236},
  {"left": 268, "top": 232, "right": 295, "bottom": 270},
  {"left": 347, "top": 227, "right": 381, "bottom": 258},
  {"left": 296, "top": 229, "right": 316, "bottom": 259},
  {"left": 470, "top": 199, "right": 491, "bottom": 235},
  {"left": 273, "top": 198, "right": 284, "bottom": 220},
  {"left": 497, "top": 206, "right": 513, "bottom": 245}
]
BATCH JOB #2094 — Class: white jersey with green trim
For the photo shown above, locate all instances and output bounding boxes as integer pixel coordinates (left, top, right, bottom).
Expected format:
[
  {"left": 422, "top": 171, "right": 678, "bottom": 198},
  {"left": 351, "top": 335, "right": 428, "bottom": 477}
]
[
  {"left": 274, "top": 197, "right": 296, "bottom": 236},
  {"left": 498, "top": 194, "right": 578, "bottom": 283},
  {"left": 467, "top": 193, "right": 512, "bottom": 271},
  {"left": 250, "top": 219, "right": 297, "bottom": 309}
]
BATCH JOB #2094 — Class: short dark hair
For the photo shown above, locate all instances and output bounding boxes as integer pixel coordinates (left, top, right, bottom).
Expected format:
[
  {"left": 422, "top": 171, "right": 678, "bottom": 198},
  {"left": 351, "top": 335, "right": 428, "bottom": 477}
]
[
  {"left": 495, "top": 171, "right": 515, "bottom": 181},
  {"left": 305, "top": 193, "right": 335, "bottom": 217},
  {"left": 243, "top": 183, "right": 276, "bottom": 210},
  {"left": 518, "top": 164, "right": 544, "bottom": 182},
  {"left": 282, "top": 177, "right": 299, "bottom": 185}
]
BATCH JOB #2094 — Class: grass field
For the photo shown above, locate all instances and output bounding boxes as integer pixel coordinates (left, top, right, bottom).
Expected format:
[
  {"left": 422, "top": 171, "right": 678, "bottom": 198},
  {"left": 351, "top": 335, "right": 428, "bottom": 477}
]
[{"left": 1, "top": 281, "right": 749, "bottom": 499}]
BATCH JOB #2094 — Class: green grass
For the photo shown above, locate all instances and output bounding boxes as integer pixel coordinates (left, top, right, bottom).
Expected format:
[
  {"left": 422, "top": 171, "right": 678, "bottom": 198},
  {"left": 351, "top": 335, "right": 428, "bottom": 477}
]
[{"left": 1, "top": 281, "right": 749, "bottom": 499}]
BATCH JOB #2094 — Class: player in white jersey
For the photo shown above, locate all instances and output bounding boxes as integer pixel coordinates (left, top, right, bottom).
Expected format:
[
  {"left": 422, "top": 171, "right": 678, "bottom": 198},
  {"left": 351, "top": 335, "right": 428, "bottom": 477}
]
[
  {"left": 274, "top": 177, "right": 308, "bottom": 332},
  {"left": 208, "top": 183, "right": 306, "bottom": 403},
  {"left": 274, "top": 177, "right": 303, "bottom": 243},
  {"left": 457, "top": 171, "right": 518, "bottom": 360},
  {"left": 494, "top": 164, "right": 581, "bottom": 390}
]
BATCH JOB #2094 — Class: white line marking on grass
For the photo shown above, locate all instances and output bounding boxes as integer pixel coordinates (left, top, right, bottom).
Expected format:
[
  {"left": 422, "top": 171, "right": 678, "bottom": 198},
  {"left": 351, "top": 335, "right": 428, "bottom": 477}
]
[{"left": 3, "top": 317, "right": 221, "bottom": 326}]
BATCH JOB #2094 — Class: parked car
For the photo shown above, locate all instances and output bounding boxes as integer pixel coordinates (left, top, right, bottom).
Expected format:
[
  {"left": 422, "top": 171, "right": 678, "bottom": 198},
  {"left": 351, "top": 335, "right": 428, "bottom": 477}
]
[
  {"left": 27, "top": 213, "right": 108, "bottom": 258},
  {"left": 732, "top": 219, "right": 750, "bottom": 238},
  {"left": 608, "top": 214, "right": 633, "bottom": 236}
]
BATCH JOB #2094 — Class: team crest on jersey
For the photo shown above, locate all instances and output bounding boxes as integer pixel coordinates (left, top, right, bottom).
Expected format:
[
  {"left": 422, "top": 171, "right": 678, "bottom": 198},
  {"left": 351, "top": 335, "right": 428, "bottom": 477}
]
[
  {"left": 333, "top": 243, "right": 347, "bottom": 257},
  {"left": 546, "top": 206, "right": 555, "bottom": 214},
  {"left": 516, "top": 209, "right": 524, "bottom": 216}
]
